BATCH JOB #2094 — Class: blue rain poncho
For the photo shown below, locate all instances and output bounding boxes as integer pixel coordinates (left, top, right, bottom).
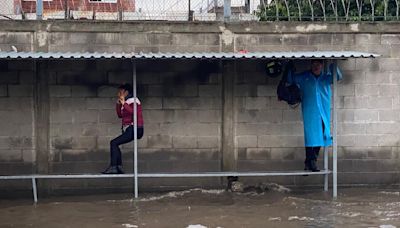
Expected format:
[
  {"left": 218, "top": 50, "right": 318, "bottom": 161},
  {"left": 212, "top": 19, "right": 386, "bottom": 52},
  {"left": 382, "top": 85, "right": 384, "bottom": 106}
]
[{"left": 288, "top": 64, "right": 342, "bottom": 147}]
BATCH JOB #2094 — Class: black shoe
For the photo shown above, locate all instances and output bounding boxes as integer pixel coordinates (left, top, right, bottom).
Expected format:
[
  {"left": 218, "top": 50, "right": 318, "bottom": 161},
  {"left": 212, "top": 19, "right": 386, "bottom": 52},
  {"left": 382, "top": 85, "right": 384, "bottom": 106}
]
[
  {"left": 309, "top": 160, "right": 320, "bottom": 172},
  {"left": 102, "top": 166, "right": 123, "bottom": 174},
  {"left": 117, "top": 165, "right": 124, "bottom": 174}
]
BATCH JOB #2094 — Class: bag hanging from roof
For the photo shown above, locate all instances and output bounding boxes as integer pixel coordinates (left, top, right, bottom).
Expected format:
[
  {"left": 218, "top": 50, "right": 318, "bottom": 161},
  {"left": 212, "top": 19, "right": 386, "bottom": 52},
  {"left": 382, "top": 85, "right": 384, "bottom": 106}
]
[{"left": 276, "top": 62, "right": 301, "bottom": 107}]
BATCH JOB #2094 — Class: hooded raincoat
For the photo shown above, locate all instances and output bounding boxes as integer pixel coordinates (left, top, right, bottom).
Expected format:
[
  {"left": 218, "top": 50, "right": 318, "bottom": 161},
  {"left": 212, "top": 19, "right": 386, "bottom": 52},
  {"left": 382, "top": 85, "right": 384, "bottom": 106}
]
[{"left": 288, "top": 64, "right": 342, "bottom": 147}]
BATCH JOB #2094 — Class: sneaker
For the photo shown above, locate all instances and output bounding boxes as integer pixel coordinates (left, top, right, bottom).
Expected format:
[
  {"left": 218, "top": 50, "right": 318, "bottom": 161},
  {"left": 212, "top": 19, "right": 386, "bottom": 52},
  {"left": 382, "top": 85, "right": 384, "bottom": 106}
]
[
  {"left": 101, "top": 166, "right": 120, "bottom": 174},
  {"left": 117, "top": 165, "right": 124, "bottom": 174}
]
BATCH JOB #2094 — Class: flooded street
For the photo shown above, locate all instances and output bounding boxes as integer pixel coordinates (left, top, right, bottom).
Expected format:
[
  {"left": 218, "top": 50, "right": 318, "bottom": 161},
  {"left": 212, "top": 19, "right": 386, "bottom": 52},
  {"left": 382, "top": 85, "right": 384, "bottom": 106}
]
[{"left": 1, "top": 186, "right": 400, "bottom": 228}]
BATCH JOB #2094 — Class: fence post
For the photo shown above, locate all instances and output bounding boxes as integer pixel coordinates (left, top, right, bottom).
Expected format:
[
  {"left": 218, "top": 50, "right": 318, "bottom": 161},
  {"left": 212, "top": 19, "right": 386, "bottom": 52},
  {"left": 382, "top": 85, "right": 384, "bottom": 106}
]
[
  {"left": 224, "top": 0, "right": 231, "bottom": 21},
  {"left": 36, "top": 0, "right": 43, "bottom": 20}
]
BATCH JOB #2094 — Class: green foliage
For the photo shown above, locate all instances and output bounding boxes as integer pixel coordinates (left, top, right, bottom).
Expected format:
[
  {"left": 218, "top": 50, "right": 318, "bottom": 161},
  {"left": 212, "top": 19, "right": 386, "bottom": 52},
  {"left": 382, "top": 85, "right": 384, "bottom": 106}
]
[{"left": 256, "top": 0, "right": 400, "bottom": 21}]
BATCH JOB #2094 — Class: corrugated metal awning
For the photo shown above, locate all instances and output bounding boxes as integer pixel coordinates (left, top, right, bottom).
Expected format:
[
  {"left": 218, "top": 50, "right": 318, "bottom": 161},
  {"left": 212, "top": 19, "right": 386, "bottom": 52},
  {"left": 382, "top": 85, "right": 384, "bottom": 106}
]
[{"left": 0, "top": 51, "right": 379, "bottom": 60}]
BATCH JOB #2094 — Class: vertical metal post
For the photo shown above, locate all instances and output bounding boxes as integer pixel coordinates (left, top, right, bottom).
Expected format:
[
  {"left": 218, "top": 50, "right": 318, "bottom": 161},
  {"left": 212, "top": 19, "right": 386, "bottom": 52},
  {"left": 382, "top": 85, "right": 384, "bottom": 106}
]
[
  {"left": 132, "top": 60, "right": 138, "bottom": 198},
  {"left": 324, "top": 146, "right": 328, "bottom": 191},
  {"left": 224, "top": 0, "right": 231, "bottom": 21},
  {"left": 32, "top": 177, "right": 38, "bottom": 203},
  {"left": 333, "top": 60, "right": 338, "bottom": 198},
  {"left": 36, "top": 0, "right": 43, "bottom": 20}
]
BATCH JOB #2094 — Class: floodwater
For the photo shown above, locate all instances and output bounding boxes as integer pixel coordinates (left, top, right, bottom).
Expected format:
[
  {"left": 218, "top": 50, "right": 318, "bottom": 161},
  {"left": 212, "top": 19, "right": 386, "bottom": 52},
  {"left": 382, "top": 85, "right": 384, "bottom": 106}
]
[{"left": 1, "top": 185, "right": 400, "bottom": 228}]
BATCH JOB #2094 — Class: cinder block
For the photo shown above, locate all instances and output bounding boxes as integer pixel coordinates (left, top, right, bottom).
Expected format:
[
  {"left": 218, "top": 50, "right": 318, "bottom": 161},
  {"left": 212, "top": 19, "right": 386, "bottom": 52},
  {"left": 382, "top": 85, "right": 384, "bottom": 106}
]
[
  {"left": 0, "top": 85, "right": 7, "bottom": 97},
  {"left": 355, "top": 84, "right": 379, "bottom": 96},
  {"left": 354, "top": 135, "right": 379, "bottom": 147},
  {"left": 364, "top": 70, "right": 391, "bottom": 84},
  {"left": 147, "top": 85, "right": 163, "bottom": 97},
  {"left": 236, "top": 135, "right": 257, "bottom": 148},
  {"left": 343, "top": 97, "right": 368, "bottom": 109},
  {"left": 137, "top": 73, "right": 161, "bottom": 85},
  {"left": 338, "top": 109, "right": 354, "bottom": 122},
  {"left": 86, "top": 98, "right": 115, "bottom": 110},
  {"left": 199, "top": 85, "right": 221, "bottom": 97},
  {"left": 147, "top": 135, "right": 172, "bottom": 148},
  {"left": 0, "top": 32, "right": 31, "bottom": 44},
  {"left": 378, "top": 134, "right": 400, "bottom": 147},
  {"left": 256, "top": 110, "right": 283, "bottom": 123},
  {"left": 50, "top": 110, "right": 74, "bottom": 124},
  {"left": 197, "top": 136, "right": 219, "bottom": 149},
  {"left": 332, "top": 34, "right": 355, "bottom": 45},
  {"left": 50, "top": 85, "right": 71, "bottom": 97},
  {"left": 174, "top": 110, "right": 198, "bottom": 123},
  {"left": 354, "top": 109, "right": 378, "bottom": 122},
  {"left": 97, "top": 86, "right": 117, "bottom": 97},
  {"left": 198, "top": 110, "right": 221, "bottom": 123},
  {"left": 339, "top": 123, "right": 366, "bottom": 135},
  {"left": 173, "top": 136, "right": 197, "bottom": 149},
  {"left": 73, "top": 110, "right": 99, "bottom": 124},
  {"left": 121, "top": 33, "right": 149, "bottom": 45},
  {"left": 171, "top": 85, "right": 198, "bottom": 97},
  {"left": 270, "top": 148, "right": 296, "bottom": 160},
  {"left": 71, "top": 86, "right": 97, "bottom": 97},
  {"left": 282, "top": 109, "right": 302, "bottom": 122},
  {"left": 0, "top": 149, "right": 22, "bottom": 162},
  {"left": 22, "top": 149, "right": 35, "bottom": 163},
  {"left": 236, "top": 123, "right": 260, "bottom": 135},
  {"left": 379, "top": 85, "right": 400, "bottom": 96},
  {"left": 258, "top": 35, "right": 283, "bottom": 45},
  {"left": 6, "top": 137, "right": 32, "bottom": 149},
  {"left": 258, "top": 135, "right": 304, "bottom": 147},
  {"left": 142, "top": 97, "right": 162, "bottom": 110},
  {"left": 256, "top": 85, "right": 276, "bottom": 97},
  {"left": 381, "top": 34, "right": 400, "bottom": 45},
  {"left": 355, "top": 59, "right": 379, "bottom": 71},
  {"left": 337, "top": 84, "right": 355, "bottom": 96},
  {"left": 244, "top": 97, "right": 269, "bottom": 110},
  {"left": 355, "top": 34, "right": 381, "bottom": 45},
  {"left": 366, "top": 123, "right": 399, "bottom": 134},
  {"left": 18, "top": 71, "right": 34, "bottom": 84},
  {"left": 98, "top": 110, "right": 120, "bottom": 124},
  {"left": 379, "top": 110, "right": 400, "bottom": 122},
  {"left": 309, "top": 34, "right": 332, "bottom": 45},
  {"left": 144, "top": 110, "right": 174, "bottom": 123},
  {"left": 94, "top": 33, "right": 121, "bottom": 44},
  {"left": 367, "top": 97, "right": 392, "bottom": 109},
  {"left": 8, "top": 85, "right": 33, "bottom": 97},
  {"left": 282, "top": 34, "right": 308, "bottom": 45},
  {"left": 244, "top": 148, "right": 271, "bottom": 160},
  {"left": 193, "top": 123, "right": 220, "bottom": 136}
]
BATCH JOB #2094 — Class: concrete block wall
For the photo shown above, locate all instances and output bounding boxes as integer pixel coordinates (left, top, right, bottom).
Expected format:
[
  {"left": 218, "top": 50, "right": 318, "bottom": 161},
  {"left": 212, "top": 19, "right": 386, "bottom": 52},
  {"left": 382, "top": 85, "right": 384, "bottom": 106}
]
[
  {"left": 1, "top": 21, "right": 400, "bottom": 194},
  {"left": 46, "top": 59, "right": 221, "bottom": 190}
]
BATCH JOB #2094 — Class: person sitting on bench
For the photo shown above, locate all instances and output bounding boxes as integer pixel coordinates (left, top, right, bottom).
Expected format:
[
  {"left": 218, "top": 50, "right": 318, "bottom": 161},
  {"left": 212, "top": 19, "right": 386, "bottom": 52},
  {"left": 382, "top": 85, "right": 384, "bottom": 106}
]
[{"left": 102, "top": 83, "right": 144, "bottom": 174}]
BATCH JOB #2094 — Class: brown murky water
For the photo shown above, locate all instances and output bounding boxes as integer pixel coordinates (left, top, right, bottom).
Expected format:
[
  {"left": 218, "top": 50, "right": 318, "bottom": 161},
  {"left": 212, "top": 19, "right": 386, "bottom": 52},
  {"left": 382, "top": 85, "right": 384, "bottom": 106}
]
[{"left": 0, "top": 186, "right": 400, "bottom": 228}]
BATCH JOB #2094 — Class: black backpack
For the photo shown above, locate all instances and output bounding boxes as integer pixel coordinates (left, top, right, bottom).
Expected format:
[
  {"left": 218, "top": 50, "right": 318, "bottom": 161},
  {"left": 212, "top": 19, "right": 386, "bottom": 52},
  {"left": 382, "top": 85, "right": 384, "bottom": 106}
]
[{"left": 277, "top": 67, "right": 301, "bottom": 106}]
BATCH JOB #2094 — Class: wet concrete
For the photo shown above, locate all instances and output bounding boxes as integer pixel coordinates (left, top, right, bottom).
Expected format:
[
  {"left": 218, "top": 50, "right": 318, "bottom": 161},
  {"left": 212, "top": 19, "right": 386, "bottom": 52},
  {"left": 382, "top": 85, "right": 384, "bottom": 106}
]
[{"left": 0, "top": 186, "right": 400, "bottom": 228}]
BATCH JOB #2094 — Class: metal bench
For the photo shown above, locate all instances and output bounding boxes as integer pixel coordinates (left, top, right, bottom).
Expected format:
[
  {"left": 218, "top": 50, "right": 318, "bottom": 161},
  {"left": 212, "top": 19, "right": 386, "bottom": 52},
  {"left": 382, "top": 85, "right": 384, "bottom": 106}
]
[{"left": 0, "top": 170, "right": 331, "bottom": 203}]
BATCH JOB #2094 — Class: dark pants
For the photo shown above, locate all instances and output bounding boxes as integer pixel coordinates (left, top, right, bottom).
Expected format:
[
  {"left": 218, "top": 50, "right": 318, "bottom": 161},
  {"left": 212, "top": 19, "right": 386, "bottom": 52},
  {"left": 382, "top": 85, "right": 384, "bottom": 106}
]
[
  {"left": 305, "top": 120, "right": 324, "bottom": 162},
  {"left": 110, "top": 126, "right": 144, "bottom": 166},
  {"left": 305, "top": 146, "right": 321, "bottom": 162}
]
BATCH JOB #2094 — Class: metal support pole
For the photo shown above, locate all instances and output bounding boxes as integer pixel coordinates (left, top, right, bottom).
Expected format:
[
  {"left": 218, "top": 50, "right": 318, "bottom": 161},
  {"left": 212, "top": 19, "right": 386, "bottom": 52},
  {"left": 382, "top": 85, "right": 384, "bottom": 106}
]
[
  {"left": 333, "top": 60, "right": 338, "bottom": 198},
  {"left": 32, "top": 177, "right": 38, "bottom": 203},
  {"left": 224, "top": 0, "right": 231, "bottom": 21},
  {"left": 36, "top": 0, "right": 43, "bottom": 20},
  {"left": 324, "top": 146, "right": 328, "bottom": 191},
  {"left": 132, "top": 60, "right": 138, "bottom": 198}
]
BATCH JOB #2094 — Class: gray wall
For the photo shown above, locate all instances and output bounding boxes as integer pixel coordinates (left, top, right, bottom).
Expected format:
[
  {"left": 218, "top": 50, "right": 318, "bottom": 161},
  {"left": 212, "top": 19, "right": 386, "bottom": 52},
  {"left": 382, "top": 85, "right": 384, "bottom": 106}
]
[{"left": 0, "top": 21, "right": 399, "bottom": 194}]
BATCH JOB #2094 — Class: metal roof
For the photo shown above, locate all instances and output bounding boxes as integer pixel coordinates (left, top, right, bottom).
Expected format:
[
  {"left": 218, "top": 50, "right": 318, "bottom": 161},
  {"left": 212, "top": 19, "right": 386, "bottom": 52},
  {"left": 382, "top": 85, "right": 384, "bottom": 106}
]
[{"left": 0, "top": 51, "right": 379, "bottom": 60}]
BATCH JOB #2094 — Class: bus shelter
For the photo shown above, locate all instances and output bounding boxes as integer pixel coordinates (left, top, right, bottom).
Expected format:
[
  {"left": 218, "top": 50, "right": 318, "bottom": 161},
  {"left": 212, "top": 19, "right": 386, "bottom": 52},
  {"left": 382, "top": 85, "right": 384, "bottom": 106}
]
[{"left": 0, "top": 51, "right": 379, "bottom": 202}]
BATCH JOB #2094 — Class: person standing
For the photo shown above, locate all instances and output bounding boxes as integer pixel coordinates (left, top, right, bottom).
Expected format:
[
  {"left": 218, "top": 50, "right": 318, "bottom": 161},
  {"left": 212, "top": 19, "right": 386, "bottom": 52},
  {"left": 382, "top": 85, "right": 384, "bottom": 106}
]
[
  {"left": 102, "top": 83, "right": 144, "bottom": 174},
  {"left": 288, "top": 60, "right": 342, "bottom": 172}
]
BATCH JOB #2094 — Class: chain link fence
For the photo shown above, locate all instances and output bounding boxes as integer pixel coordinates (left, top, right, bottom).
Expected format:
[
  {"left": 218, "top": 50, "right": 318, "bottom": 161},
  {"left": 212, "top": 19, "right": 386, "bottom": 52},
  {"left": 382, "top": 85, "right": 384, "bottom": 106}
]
[
  {"left": 1, "top": 0, "right": 400, "bottom": 21},
  {"left": 0, "top": 0, "right": 257, "bottom": 21}
]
